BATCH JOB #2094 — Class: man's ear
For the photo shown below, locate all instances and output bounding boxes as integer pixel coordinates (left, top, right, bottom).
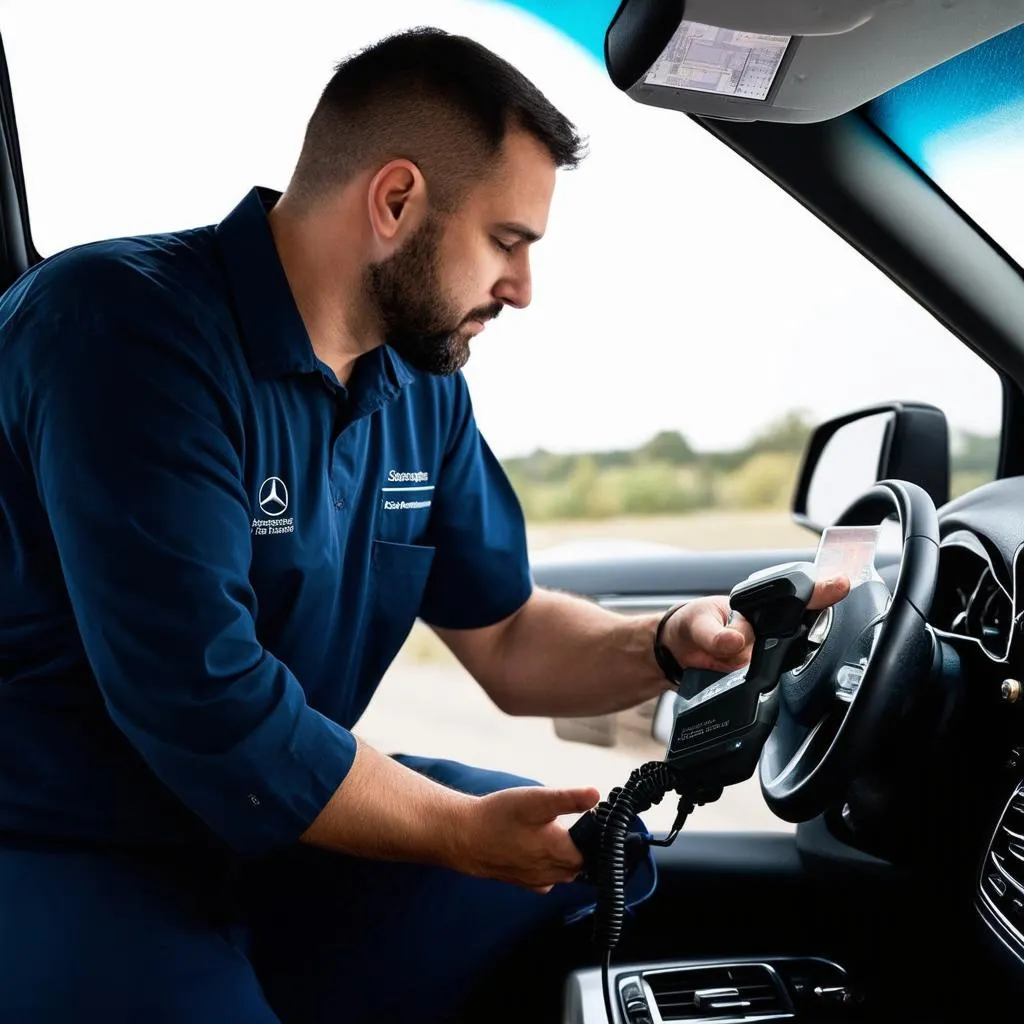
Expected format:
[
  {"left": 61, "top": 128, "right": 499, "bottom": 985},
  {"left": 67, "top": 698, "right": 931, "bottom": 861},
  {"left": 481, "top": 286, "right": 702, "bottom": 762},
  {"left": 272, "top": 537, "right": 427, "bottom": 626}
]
[{"left": 367, "top": 159, "right": 428, "bottom": 249}]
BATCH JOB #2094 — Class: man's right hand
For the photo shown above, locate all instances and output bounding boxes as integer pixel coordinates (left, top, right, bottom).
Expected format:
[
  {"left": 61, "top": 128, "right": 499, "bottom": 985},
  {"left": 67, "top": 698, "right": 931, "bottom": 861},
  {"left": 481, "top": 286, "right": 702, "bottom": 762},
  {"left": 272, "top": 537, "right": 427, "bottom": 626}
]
[
  {"left": 303, "top": 739, "right": 599, "bottom": 893},
  {"left": 455, "top": 785, "right": 600, "bottom": 893}
]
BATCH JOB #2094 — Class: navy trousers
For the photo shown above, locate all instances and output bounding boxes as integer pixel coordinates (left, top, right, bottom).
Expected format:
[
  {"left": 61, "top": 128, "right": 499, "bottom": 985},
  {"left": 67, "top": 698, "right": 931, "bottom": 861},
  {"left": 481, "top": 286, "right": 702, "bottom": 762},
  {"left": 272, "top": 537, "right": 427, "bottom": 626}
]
[{"left": 0, "top": 756, "right": 656, "bottom": 1023}]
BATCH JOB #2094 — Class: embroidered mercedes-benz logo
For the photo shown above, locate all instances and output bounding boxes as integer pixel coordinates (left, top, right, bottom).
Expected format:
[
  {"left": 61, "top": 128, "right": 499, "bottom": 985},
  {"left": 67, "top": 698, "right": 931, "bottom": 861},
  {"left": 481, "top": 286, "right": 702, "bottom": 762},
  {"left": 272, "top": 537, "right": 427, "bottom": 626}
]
[{"left": 258, "top": 477, "right": 289, "bottom": 517}]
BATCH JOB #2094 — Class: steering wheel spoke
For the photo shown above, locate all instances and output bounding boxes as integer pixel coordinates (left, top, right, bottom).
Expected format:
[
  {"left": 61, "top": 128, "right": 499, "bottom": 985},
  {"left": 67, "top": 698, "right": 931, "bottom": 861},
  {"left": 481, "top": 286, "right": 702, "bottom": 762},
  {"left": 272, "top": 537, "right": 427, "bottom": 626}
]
[{"left": 768, "top": 698, "right": 849, "bottom": 792}]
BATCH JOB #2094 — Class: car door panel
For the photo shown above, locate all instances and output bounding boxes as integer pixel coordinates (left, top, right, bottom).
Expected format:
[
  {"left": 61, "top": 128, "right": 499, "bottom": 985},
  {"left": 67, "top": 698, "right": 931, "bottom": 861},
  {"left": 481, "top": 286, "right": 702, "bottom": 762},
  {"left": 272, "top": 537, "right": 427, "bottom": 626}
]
[{"left": 531, "top": 547, "right": 818, "bottom": 609}]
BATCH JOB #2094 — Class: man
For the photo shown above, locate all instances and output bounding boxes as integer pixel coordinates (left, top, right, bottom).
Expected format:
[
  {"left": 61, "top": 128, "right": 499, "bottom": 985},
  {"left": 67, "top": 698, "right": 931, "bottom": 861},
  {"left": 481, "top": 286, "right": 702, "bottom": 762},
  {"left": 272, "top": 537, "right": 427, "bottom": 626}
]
[{"left": 0, "top": 27, "right": 848, "bottom": 1024}]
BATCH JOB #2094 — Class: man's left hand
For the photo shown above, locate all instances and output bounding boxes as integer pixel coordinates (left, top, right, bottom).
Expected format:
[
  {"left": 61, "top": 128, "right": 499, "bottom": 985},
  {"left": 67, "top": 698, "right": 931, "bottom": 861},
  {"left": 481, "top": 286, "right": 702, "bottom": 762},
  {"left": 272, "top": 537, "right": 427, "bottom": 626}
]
[{"left": 661, "top": 575, "right": 852, "bottom": 675}]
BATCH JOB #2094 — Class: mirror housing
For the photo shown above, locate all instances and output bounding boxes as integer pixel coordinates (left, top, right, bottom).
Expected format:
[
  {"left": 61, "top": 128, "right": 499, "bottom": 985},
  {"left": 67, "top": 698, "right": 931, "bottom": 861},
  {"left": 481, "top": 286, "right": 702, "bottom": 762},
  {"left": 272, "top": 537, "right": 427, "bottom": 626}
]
[
  {"left": 603, "top": 0, "right": 1024, "bottom": 125},
  {"left": 793, "top": 402, "right": 949, "bottom": 532}
]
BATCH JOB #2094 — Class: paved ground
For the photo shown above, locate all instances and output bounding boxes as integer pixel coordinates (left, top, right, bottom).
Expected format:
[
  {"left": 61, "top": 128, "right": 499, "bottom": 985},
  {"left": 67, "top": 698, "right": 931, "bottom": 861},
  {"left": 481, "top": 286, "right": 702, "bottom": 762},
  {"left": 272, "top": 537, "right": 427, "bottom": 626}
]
[{"left": 356, "top": 659, "right": 791, "bottom": 836}]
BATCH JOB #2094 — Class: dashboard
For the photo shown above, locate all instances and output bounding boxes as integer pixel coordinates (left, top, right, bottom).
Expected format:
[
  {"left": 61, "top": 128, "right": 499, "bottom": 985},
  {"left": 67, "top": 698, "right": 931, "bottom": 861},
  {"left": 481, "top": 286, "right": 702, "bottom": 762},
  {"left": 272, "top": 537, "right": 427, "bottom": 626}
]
[
  {"left": 930, "top": 476, "right": 1024, "bottom": 662},
  {"left": 927, "top": 477, "right": 1024, "bottom": 980},
  {"left": 931, "top": 532, "right": 1014, "bottom": 659}
]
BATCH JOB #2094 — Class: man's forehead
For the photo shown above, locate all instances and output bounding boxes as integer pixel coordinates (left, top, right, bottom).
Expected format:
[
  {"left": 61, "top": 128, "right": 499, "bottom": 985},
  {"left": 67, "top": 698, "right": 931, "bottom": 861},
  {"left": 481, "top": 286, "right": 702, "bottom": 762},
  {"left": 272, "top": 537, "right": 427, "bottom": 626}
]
[{"left": 471, "top": 132, "right": 556, "bottom": 226}]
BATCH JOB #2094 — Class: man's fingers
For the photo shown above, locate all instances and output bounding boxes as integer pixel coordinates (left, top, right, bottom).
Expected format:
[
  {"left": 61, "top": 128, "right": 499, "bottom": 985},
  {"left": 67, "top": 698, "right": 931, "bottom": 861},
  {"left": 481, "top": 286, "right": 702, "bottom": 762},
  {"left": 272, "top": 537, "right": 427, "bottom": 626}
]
[
  {"left": 516, "top": 786, "right": 601, "bottom": 825},
  {"left": 808, "top": 574, "right": 851, "bottom": 610},
  {"left": 689, "top": 605, "right": 752, "bottom": 658}
]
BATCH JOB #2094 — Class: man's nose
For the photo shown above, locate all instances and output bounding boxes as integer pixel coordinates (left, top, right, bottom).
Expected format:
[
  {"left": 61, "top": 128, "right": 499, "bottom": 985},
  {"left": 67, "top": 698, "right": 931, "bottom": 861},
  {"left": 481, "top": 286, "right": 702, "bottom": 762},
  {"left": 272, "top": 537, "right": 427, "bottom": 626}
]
[{"left": 494, "top": 259, "right": 532, "bottom": 310}]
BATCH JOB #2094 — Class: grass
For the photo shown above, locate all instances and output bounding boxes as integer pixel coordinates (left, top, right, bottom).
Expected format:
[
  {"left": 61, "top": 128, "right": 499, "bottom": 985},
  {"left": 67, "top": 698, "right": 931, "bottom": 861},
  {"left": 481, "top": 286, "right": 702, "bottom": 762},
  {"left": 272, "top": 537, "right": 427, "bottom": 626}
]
[
  {"left": 525, "top": 508, "right": 814, "bottom": 553},
  {"left": 397, "top": 509, "right": 815, "bottom": 664}
]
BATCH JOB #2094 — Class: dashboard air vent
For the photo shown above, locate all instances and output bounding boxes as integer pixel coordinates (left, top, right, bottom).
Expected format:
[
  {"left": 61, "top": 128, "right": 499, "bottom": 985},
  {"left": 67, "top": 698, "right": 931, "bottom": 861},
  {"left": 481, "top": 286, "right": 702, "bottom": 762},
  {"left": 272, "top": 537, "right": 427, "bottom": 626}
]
[
  {"left": 645, "top": 963, "right": 790, "bottom": 1021},
  {"left": 967, "top": 567, "right": 1012, "bottom": 657},
  {"left": 934, "top": 543, "right": 1012, "bottom": 658},
  {"left": 980, "top": 780, "right": 1024, "bottom": 948}
]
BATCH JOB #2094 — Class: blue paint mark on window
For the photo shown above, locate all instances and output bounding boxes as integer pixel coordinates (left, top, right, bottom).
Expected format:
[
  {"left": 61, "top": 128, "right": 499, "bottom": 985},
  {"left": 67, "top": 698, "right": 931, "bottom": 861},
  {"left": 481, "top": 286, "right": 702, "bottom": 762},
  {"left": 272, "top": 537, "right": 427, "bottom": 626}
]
[
  {"left": 867, "top": 24, "right": 1024, "bottom": 265},
  {"left": 868, "top": 23, "right": 1024, "bottom": 173}
]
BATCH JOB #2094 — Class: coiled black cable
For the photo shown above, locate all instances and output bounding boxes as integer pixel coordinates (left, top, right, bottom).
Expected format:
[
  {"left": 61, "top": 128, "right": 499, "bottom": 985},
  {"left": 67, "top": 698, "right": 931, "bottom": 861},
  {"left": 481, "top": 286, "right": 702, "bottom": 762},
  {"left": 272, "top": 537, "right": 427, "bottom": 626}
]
[
  {"left": 586, "top": 761, "right": 697, "bottom": 1024},
  {"left": 593, "top": 761, "right": 680, "bottom": 951}
]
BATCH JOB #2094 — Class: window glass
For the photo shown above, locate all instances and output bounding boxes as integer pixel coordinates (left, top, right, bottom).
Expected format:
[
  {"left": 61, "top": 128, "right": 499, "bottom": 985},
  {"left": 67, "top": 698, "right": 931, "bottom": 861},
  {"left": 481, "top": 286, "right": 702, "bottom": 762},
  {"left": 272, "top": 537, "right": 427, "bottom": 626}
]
[{"left": 869, "top": 23, "right": 1024, "bottom": 270}]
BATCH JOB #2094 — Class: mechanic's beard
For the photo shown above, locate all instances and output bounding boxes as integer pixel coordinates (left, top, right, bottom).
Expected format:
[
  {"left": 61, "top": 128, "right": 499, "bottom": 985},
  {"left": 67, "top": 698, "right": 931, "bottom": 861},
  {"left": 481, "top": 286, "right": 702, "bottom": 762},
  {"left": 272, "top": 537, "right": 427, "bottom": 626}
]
[{"left": 365, "top": 214, "right": 501, "bottom": 377}]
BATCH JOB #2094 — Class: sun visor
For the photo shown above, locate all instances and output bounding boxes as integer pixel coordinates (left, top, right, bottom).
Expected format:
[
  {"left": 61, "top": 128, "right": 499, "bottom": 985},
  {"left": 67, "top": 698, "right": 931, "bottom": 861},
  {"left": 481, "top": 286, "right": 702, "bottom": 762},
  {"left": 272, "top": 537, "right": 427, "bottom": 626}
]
[{"left": 604, "top": 0, "right": 1024, "bottom": 123}]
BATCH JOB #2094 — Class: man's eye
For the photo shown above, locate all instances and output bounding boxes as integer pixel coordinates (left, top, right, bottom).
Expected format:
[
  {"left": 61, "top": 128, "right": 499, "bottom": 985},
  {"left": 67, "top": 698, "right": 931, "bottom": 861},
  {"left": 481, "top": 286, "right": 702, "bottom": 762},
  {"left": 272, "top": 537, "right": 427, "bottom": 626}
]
[{"left": 493, "top": 238, "right": 515, "bottom": 255}]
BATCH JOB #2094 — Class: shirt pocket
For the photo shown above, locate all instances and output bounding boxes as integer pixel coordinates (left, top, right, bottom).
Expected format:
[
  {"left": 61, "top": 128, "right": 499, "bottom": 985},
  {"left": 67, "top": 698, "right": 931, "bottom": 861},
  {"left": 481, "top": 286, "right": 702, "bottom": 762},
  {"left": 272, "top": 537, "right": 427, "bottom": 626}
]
[
  {"left": 371, "top": 540, "right": 436, "bottom": 578},
  {"left": 351, "top": 541, "right": 438, "bottom": 723}
]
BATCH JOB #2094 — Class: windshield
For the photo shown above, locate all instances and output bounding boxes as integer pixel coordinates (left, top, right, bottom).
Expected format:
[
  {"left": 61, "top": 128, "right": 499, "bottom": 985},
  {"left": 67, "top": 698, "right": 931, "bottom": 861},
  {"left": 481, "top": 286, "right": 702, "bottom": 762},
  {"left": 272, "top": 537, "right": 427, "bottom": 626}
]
[{"left": 868, "top": 23, "right": 1024, "bottom": 268}]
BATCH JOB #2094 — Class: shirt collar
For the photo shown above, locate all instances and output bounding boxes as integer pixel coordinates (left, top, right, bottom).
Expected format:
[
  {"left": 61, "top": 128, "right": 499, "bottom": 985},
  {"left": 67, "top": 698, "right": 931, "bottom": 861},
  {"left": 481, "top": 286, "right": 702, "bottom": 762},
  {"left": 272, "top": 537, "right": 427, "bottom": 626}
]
[
  {"left": 214, "top": 187, "right": 415, "bottom": 414},
  {"left": 347, "top": 344, "right": 416, "bottom": 420},
  {"left": 215, "top": 187, "right": 318, "bottom": 379}
]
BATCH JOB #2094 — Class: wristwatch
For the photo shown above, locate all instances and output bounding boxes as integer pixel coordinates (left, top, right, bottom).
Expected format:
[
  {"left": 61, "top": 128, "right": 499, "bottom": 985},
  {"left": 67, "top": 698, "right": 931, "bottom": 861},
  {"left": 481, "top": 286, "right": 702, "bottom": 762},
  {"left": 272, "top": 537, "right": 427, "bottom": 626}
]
[{"left": 652, "top": 602, "right": 686, "bottom": 688}]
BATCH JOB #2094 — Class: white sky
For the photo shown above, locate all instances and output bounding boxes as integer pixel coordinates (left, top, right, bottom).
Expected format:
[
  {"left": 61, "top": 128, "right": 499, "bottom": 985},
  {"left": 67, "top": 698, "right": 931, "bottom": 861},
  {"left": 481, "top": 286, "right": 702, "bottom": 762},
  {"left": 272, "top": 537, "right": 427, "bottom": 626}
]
[{"left": 0, "top": 0, "right": 1005, "bottom": 458}]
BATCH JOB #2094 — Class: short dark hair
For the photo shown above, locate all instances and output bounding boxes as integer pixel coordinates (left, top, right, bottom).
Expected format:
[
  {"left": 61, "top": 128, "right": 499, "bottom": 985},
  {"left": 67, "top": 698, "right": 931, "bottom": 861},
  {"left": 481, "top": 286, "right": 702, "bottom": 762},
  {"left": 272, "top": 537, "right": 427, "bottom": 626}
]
[{"left": 289, "top": 27, "right": 587, "bottom": 211}]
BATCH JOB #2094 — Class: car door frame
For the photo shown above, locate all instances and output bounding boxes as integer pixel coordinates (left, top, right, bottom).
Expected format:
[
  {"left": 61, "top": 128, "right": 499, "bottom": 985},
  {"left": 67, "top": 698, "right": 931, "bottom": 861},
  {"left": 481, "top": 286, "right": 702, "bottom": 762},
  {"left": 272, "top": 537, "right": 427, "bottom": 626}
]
[{"left": 0, "top": 33, "right": 36, "bottom": 290}]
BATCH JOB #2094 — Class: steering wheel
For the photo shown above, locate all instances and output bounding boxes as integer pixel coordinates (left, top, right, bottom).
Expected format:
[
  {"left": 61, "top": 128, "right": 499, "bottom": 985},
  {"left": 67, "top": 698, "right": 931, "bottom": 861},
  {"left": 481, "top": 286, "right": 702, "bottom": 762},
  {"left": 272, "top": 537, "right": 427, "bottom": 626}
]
[{"left": 758, "top": 480, "right": 940, "bottom": 823}]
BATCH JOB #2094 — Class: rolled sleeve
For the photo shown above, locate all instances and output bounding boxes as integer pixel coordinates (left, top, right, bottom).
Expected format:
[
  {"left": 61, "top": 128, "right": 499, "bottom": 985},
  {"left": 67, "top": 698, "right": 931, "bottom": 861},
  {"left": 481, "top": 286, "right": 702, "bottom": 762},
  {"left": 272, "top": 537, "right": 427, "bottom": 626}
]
[
  {"left": 419, "top": 375, "right": 533, "bottom": 630},
  {"left": 18, "top": 277, "right": 354, "bottom": 856}
]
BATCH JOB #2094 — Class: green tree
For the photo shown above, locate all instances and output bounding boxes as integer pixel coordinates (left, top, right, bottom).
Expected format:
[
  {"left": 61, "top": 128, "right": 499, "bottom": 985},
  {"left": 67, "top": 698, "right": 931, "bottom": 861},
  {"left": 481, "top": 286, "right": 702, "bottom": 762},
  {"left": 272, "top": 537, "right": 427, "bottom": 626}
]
[
  {"left": 639, "top": 430, "right": 697, "bottom": 465},
  {"left": 548, "top": 455, "right": 606, "bottom": 519},
  {"left": 747, "top": 410, "right": 815, "bottom": 455},
  {"left": 717, "top": 451, "right": 801, "bottom": 510},
  {"left": 951, "top": 430, "right": 999, "bottom": 475},
  {"left": 618, "top": 463, "right": 708, "bottom": 515}
]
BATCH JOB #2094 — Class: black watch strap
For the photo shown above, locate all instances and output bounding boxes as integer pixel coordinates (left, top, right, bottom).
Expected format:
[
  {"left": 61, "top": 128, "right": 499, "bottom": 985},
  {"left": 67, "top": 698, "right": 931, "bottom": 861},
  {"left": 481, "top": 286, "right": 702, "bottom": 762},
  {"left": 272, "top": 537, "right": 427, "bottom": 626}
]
[{"left": 653, "top": 602, "right": 686, "bottom": 688}]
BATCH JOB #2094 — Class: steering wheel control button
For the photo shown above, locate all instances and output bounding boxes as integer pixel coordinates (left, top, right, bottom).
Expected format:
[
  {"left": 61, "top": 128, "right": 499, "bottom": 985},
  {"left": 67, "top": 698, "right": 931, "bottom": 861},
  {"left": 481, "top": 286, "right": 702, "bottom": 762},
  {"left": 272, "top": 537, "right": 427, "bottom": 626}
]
[
  {"left": 835, "top": 662, "right": 866, "bottom": 702},
  {"left": 1002, "top": 679, "right": 1022, "bottom": 704}
]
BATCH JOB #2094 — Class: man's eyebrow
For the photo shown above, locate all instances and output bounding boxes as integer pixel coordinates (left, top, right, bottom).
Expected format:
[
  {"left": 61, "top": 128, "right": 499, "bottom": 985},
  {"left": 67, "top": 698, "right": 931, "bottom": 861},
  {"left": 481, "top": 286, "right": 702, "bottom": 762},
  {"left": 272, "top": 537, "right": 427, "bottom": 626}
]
[{"left": 496, "top": 222, "right": 542, "bottom": 244}]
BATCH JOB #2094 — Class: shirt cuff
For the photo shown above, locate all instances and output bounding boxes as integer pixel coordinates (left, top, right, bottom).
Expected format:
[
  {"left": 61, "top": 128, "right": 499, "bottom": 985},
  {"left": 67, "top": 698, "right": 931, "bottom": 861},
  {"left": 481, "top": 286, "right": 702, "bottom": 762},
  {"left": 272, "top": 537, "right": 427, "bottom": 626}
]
[
  {"left": 123, "top": 676, "right": 357, "bottom": 857},
  {"left": 421, "top": 561, "right": 533, "bottom": 630}
]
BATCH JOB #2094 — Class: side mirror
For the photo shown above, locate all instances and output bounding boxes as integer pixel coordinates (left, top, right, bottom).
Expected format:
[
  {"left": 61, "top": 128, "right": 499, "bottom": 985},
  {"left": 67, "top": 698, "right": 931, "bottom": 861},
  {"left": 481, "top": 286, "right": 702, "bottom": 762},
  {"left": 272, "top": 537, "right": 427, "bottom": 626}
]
[{"left": 792, "top": 402, "right": 950, "bottom": 532}]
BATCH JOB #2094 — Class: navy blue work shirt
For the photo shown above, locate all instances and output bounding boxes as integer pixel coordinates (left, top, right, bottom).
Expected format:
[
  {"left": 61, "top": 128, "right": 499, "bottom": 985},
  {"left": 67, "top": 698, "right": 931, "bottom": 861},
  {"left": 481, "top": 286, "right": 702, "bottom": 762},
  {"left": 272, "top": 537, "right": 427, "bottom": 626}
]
[{"left": 0, "top": 188, "right": 532, "bottom": 856}]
